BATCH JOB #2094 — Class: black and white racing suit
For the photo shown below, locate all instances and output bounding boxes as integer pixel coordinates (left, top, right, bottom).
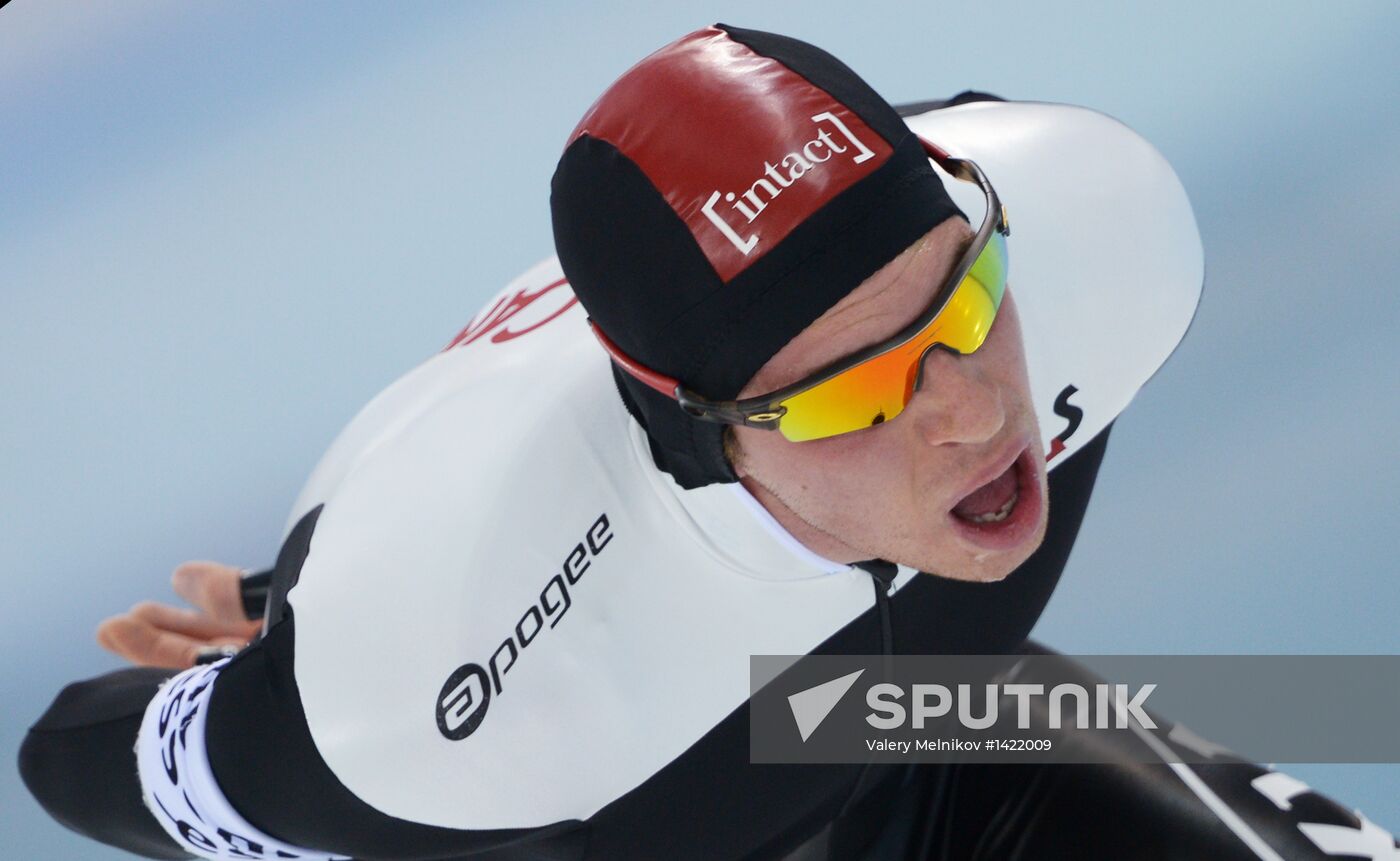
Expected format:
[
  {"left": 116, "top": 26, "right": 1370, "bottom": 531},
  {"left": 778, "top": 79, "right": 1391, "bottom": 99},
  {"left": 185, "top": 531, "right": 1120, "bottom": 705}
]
[{"left": 19, "top": 99, "right": 1396, "bottom": 861}]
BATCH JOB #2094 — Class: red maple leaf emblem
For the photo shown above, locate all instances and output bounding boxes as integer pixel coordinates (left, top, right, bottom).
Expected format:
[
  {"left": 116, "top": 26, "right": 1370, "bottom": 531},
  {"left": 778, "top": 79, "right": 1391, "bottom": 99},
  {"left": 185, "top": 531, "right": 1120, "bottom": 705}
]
[{"left": 443, "top": 277, "right": 579, "bottom": 352}]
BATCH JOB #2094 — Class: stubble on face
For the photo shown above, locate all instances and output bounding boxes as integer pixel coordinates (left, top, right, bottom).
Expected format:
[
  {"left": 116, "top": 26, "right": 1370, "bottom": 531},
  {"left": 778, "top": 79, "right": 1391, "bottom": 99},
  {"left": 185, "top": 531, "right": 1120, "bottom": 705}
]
[{"left": 726, "top": 219, "right": 1049, "bottom": 582}]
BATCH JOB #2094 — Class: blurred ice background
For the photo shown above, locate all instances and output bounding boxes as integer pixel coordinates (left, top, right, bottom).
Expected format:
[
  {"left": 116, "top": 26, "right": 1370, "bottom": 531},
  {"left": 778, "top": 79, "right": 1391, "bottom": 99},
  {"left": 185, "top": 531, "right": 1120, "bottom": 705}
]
[{"left": 2, "top": 1, "right": 1396, "bottom": 856}]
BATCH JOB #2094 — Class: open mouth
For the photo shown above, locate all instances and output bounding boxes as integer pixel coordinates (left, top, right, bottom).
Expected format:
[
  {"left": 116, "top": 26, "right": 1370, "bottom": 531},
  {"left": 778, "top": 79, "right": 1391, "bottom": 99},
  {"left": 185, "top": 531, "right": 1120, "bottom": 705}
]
[
  {"left": 952, "top": 462, "right": 1019, "bottom": 523},
  {"left": 947, "top": 445, "right": 1043, "bottom": 552}
]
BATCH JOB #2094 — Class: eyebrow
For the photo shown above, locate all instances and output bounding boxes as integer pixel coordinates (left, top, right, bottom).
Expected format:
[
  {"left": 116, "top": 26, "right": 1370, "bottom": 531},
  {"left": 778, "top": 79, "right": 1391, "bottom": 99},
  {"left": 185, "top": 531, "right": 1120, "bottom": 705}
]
[
  {"left": 756, "top": 228, "right": 978, "bottom": 392},
  {"left": 907, "top": 230, "right": 975, "bottom": 322},
  {"left": 841, "top": 229, "right": 976, "bottom": 351}
]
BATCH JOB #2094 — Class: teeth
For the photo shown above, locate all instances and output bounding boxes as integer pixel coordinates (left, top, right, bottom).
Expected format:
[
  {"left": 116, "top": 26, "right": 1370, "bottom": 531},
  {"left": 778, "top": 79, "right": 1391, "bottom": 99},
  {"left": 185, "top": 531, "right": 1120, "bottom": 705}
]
[{"left": 967, "top": 489, "right": 1018, "bottom": 524}]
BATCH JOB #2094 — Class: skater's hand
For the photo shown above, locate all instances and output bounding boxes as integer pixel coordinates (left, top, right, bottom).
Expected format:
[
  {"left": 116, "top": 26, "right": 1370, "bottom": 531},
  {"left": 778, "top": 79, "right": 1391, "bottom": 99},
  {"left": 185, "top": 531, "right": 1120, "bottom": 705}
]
[{"left": 97, "top": 561, "right": 263, "bottom": 670}]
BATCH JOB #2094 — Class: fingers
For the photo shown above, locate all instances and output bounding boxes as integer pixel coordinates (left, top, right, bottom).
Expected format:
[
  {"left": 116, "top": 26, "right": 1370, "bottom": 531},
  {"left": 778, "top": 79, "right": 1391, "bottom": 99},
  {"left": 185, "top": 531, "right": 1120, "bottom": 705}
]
[
  {"left": 172, "top": 560, "right": 252, "bottom": 625},
  {"left": 96, "top": 560, "right": 259, "bottom": 669},
  {"left": 134, "top": 601, "right": 262, "bottom": 641},
  {"left": 96, "top": 612, "right": 246, "bottom": 670},
  {"left": 96, "top": 601, "right": 259, "bottom": 670},
  {"left": 95, "top": 613, "right": 189, "bottom": 668}
]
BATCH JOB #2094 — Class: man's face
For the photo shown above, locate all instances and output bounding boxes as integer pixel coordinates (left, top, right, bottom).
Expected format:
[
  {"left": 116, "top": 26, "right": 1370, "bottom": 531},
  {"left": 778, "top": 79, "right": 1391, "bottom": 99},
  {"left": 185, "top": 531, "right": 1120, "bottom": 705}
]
[{"left": 728, "top": 217, "right": 1048, "bottom": 582}]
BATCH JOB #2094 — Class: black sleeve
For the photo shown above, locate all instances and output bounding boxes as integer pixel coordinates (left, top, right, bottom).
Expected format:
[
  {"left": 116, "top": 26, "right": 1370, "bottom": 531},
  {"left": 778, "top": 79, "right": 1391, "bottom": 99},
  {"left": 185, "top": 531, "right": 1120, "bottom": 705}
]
[
  {"left": 16, "top": 638, "right": 586, "bottom": 861},
  {"left": 18, "top": 667, "right": 192, "bottom": 860},
  {"left": 17, "top": 506, "right": 588, "bottom": 861}
]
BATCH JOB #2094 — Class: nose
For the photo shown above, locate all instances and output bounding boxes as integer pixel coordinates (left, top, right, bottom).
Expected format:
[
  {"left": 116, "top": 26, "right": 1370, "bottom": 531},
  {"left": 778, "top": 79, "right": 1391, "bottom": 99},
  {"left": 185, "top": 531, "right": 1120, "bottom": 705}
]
[{"left": 907, "top": 346, "right": 1005, "bottom": 447}]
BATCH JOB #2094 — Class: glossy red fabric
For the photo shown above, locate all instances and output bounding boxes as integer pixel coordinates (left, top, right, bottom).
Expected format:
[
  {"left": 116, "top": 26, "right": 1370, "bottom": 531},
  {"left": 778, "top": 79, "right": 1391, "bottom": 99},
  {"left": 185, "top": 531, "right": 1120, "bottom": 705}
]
[{"left": 568, "top": 26, "right": 892, "bottom": 282}]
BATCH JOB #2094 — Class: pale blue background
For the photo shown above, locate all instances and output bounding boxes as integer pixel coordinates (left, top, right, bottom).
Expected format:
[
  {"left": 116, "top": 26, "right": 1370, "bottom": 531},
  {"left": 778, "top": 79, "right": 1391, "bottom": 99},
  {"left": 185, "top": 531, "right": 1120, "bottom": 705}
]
[{"left": 3, "top": 1, "right": 1397, "bottom": 857}]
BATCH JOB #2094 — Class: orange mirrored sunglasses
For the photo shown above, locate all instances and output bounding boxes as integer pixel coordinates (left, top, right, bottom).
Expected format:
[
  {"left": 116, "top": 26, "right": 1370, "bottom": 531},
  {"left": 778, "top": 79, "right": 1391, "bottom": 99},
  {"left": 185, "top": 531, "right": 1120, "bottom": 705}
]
[{"left": 591, "top": 136, "right": 1010, "bottom": 442}]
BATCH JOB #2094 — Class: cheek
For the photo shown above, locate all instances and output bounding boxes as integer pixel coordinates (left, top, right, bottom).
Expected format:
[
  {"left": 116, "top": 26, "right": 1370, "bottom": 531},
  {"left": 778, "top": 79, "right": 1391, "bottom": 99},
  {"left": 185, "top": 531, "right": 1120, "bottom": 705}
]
[
  {"left": 744, "top": 430, "right": 839, "bottom": 484},
  {"left": 742, "top": 424, "right": 910, "bottom": 502},
  {"left": 989, "top": 290, "right": 1031, "bottom": 379},
  {"left": 969, "top": 289, "right": 1036, "bottom": 423}
]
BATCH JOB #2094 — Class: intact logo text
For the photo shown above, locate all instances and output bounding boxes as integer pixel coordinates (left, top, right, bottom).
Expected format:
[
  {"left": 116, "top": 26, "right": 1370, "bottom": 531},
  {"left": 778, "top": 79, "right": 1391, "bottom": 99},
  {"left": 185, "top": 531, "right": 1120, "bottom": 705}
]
[{"left": 701, "top": 112, "right": 875, "bottom": 257}]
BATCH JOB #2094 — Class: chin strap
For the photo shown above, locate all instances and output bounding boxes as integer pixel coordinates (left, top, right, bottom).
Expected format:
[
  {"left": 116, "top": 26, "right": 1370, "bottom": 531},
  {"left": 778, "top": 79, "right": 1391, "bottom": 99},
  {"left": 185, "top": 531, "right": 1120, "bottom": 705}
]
[
  {"left": 835, "top": 559, "right": 902, "bottom": 825},
  {"left": 857, "top": 559, "right": 897, "bottom": 660}
]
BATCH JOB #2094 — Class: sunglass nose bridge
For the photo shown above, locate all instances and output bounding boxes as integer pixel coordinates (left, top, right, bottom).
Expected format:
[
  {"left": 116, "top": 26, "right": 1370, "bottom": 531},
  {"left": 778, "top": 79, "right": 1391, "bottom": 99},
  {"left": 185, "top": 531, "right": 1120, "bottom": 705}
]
[{"left": 910, "top": 341, "right": 969, "bottom": 394}]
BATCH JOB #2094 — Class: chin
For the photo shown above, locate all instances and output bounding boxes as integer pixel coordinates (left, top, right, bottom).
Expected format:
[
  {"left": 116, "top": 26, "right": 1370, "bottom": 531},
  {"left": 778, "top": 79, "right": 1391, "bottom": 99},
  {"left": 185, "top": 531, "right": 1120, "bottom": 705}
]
[
  {"left": 908, "top": 555, "right": 1019, "bottom": 583},
  {"left": 948, "top": 552, "right": 1030, "bottom": 583},
  {"left": 904, "top": 515, "right": 1049, "bottom": 583}
]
